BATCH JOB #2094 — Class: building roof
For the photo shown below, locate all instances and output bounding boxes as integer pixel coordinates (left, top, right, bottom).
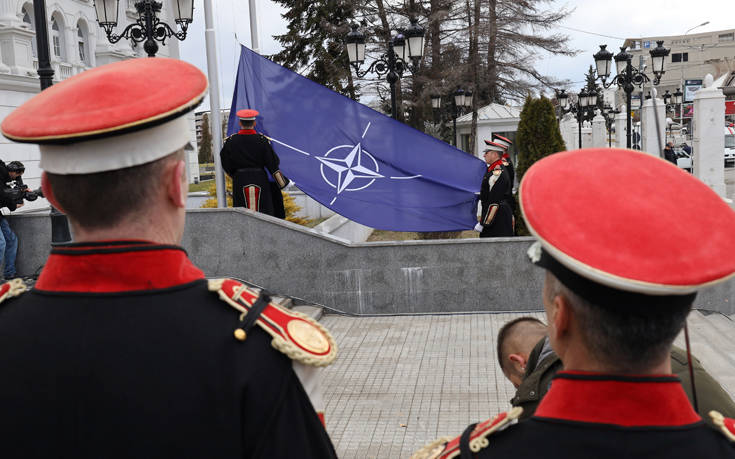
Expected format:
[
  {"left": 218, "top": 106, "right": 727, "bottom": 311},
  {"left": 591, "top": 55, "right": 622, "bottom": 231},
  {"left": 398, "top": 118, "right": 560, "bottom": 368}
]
[{"left": 456, "top": 103, "right": 521, "bottom": 125}]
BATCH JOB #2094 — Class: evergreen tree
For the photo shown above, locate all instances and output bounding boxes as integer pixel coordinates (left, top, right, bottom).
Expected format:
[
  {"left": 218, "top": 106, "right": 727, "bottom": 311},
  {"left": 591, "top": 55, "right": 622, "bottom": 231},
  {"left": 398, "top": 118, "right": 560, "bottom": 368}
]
[
  {"left": 583, "top": 65, "right": 603, "bottom": 120},
  {"left": 513, "top": 95, "right": 566, "bottom": 235},
  {"left": 271, "top": 0, "right": 358, "bottom": 99},
  {"left": 198, "top": 114, "right": 213, "bottom": 164}
]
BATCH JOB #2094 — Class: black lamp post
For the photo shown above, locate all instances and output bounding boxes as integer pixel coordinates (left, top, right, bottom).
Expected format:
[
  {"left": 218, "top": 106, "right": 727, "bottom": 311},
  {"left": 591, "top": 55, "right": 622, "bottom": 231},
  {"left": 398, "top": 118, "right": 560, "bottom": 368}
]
[
  {"left": 451, "top": 88, "right": 472, "bottom": 148},
  {"left": 430, "top": 93, "right": 441, "bottom": 130},
  {"left": 601, "top": 105, "right": 620, "bottom": 147},
  {"left": 33, "top": 0, "right": 71, "bottom": 244},
  {"left": 93, "top": 0, "right": 194, "bottom": 57},
  {"left": 345, "top": 18, "right": 425, "bottom": 120},
  {"left": 593, "top": 41, "right": 670, "bottom": 148},
  {"left": 559, "top": 88, "right": 597, "bottom": 148}
]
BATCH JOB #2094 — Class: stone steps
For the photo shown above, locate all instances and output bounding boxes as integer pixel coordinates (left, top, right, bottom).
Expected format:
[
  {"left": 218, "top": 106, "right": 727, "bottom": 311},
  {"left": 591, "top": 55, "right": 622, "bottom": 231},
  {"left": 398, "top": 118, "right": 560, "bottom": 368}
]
[{"left": 674, "top": 310, "right": 735, "bottom": 398}]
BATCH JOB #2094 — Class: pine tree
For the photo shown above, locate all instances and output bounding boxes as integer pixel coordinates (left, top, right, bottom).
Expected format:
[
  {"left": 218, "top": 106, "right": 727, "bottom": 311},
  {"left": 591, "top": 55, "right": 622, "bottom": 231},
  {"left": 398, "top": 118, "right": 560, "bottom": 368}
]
[
  {"left": 513, "top": 95, "right": 566, "bottom": 235},
  {"left": 198, "top": 114, "right": 213, "bottom": 164},
  {"left": 271, "top": 0, "right": 358, "bottom": 99}
]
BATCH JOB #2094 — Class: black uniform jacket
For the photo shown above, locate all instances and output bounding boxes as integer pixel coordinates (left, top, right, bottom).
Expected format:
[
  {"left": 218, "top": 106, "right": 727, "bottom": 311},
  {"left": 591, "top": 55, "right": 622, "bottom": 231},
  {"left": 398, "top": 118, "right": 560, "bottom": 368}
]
[
  {"left": 414, "top": 372, "right": 735, "bottom": 458},
  {"left": 0, "top": 241, "right": 336, "bottom": 459},
  {"left": 479, "top": 160, "right": 513, "bottom": 237},
  {"left": 220, "top": 129, "right": 281, "bottom": 178}
]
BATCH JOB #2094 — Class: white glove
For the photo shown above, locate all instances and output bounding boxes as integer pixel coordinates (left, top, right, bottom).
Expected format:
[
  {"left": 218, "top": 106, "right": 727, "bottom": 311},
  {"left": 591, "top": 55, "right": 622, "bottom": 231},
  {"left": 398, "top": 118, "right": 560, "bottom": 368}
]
[{"left": 474, "top": 223, "right": 484, "bottom": 232}]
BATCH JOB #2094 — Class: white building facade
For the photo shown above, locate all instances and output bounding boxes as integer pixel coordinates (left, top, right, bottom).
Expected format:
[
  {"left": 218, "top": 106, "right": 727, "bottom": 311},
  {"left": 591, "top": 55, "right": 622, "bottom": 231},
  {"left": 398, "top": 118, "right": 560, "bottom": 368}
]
[{"left": 0, "top": 0, "right": 199, "bottom": 211}]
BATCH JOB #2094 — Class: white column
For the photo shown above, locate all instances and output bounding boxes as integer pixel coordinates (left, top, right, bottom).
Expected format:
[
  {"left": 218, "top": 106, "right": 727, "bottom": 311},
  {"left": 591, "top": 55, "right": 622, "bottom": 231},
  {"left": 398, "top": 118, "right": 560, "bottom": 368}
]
[
  {"left": 693, "top": 74, "right": 726, "bottom": 198},
  {"left": 641, "top": 95, "right": 666, "bottom": 157},
  {"left": 560, "top": 114, "right": 577, "bottom": 150},
  {"left": 615, "top": 105, "right": 627, "bottom": 148},
  {"left": 0, "top": 0, "right": 19, "bottom": 25},
  {"left": 591, "top": 111, "right": 607, "bottom": 148}
]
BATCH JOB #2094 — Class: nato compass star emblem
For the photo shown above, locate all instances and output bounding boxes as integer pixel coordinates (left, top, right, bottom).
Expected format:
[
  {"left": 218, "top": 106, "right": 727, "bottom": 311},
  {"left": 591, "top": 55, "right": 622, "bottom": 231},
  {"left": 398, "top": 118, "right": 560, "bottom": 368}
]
[{"left": 267, "top": 122, "right": 421, "bottom": 205}]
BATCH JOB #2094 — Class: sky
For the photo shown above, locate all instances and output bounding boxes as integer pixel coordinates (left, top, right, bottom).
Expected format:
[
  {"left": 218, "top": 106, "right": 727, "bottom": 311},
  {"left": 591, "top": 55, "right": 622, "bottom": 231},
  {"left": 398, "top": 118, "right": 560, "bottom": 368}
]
[{"left": 179, "top": 0, "right": 733, "bottom": 110}]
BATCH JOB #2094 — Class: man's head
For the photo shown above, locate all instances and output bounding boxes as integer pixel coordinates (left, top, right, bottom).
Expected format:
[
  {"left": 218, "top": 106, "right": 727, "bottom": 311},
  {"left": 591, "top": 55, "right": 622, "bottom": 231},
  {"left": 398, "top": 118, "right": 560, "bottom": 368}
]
[
  {"left": 237, "top": 109, "right": 258, "bottom": 130},
  {"left": 497, "top": 317, "right": 547, "bottom": 387},
  {"left": 483, "top": 142, "right": 505, "bottom": 164},
  {"left": 518, "top": 148, "right": 735, "bottom": 374},
  {"left": 1, "top": 58, "right": 207, "bottom": 243},
  {"left": 6, "top": 161, "right": 24, "bottom": 179}
]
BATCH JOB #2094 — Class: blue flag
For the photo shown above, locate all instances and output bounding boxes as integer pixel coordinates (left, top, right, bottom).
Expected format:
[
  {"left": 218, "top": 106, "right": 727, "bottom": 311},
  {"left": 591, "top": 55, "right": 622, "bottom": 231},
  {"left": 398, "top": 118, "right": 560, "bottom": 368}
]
[{"left": 226, "top": 45, "right": 486, "bottom": 231}]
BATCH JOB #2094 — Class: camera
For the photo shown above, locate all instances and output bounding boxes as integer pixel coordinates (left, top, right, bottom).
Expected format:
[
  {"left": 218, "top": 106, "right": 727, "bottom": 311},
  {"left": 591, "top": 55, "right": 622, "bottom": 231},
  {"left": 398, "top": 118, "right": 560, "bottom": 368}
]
[{"left": 3, "top": 182, "right": 43, "bottom": 204}]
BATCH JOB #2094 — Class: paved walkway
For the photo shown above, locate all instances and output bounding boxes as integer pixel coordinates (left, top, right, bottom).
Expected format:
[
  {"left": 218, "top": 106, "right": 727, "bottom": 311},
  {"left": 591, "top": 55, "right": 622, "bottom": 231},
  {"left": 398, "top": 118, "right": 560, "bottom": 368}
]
[
  {"left": 320, "top": 310, "right": 735, "bottom": 459},
  {"left": 320, "top": 312, "right": 543, "bottom": 459}
]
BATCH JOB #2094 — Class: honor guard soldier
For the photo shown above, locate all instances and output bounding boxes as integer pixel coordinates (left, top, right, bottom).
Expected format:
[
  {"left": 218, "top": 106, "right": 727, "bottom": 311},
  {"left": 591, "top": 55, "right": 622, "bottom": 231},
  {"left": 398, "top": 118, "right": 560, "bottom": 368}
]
[
  {"left": 489, "top": 133, "right": 515, "bottom": 187},
  {"left": 474, "top": 142, "right": 513, "bottom": 237},
  {"left": 0, "top": 58, "right": 337, "bottom": 458},
  {"left": 220, "top": 109, "right": 290, "bottom": 218},
  {"left": 413, "top": 148, "right": 735, "bottom": 459}
]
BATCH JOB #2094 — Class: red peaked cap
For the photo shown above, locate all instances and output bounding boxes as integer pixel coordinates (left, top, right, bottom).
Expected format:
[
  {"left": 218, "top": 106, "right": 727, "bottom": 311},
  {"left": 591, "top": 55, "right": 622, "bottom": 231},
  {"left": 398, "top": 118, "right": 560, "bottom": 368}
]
[
  {"left": 1, "top": 57, "right": 207, "bottom": 143},
  {"left": 520, "top": 148, "right": 735, "bottom": 300},
  {"left": 237, "top": 109, "right": 259, "bottom": 120},
  {"left": 483, "top": 141, "right": 505, "bottom": 151},
  {"left": 492, "top": 133, "right": 512, "bottom": 146}
]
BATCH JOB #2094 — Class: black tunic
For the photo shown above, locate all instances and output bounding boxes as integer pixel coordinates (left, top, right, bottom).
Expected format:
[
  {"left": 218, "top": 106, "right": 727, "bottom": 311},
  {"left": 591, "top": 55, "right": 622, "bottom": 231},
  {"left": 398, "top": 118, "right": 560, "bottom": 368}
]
[
  {"left": 0, "top": 241, "right": 337, "bottom": 459},
  {"left": 413, "top": 373, "right": 735, "bottom": 459},
  {"left": 220, "top": 130, "right": 286, "bottom": 218},
  {"left": 479, "top": 162, "right": 513, "bottom": 237}
]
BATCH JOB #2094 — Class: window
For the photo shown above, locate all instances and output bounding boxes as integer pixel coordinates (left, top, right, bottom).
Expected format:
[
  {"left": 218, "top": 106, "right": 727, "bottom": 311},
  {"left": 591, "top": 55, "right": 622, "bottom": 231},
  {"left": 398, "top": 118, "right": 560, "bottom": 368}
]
[
  {"left": 22, "top": 5, "right": 36, "bottom": 57},
  {"left": 682, "top": 52, "right": 688, "bottom": 62},
  {"left": 720, "top": 33, "right": 734, "bottom": 42},
  {"left": 672, "top": 53, "right": 688, "bottom": 63},
  {"left": 51, "top": 18, "right": 61, "bottom": 58},
  {"left": 77, "top": 24, "right": 89, "bottom": 65}
]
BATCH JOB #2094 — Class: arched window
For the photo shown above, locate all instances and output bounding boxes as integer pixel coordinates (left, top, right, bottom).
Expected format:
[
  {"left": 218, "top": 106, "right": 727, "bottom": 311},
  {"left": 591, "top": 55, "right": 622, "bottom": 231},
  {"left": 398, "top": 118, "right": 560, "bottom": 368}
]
[
  {"left": 50, "top": 16, "right": 64, "bottom": 60},
  {"left": 21, "top": 5, "right": 37, "bottom": 57},
  {"left": 77, "top": 24, "right": 88, "bottom": 65}
]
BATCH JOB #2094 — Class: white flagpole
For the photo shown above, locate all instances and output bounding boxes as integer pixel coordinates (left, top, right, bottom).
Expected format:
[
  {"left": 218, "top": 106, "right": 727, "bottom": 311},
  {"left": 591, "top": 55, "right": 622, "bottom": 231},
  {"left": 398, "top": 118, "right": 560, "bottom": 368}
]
[
  {"left": 204, "top": 0, "right": 226, "bottom": 207},
  {"left": 249, "top": 0, "right": 260, "bottom": 54}
]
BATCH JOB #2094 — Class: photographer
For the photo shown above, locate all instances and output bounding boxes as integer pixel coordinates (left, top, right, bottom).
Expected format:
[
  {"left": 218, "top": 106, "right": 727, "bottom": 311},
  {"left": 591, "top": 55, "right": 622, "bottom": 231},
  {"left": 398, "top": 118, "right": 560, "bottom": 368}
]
[{"left": 0, "top": 160, "right": 33, "bottom": 280}]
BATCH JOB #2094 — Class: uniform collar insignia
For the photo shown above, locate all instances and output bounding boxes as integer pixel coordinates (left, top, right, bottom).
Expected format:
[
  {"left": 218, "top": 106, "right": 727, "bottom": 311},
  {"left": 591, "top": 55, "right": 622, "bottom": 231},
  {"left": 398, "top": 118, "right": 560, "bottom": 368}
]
[{"left": 239, "top": 129, "right": 257, "bottom": 135}]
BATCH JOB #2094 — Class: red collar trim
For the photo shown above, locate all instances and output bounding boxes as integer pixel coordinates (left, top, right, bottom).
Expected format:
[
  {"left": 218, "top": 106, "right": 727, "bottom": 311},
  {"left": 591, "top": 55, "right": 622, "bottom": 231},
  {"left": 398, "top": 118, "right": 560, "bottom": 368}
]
[
  {"left": 535, "top": 371, "right": 700, "bottom": 427},
  {"left": 35, "top": 241, "right": 205, "bottom": 293},
  {"left": 488, "top": 159, "right": 504, "bottom": 171},
  {"left": 239, "top": 129, "right": 257, "bottom": 135}
]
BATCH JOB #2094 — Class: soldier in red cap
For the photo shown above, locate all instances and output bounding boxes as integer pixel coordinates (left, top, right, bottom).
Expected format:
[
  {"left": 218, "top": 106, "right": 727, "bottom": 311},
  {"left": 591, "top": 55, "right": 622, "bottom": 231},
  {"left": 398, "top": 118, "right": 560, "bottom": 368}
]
[
  {"left": 489, "top": 133, "right": 515, "bottom": 187},
  {"left": 0, "top": 58, "right": 337, "bottom": 458},
  {"left": 474, "top": 142, "right": 513, "bottom": 237},
  {"left": 220, "top": 109, "right": 289, "bottom": 218},
  {"left": 412, "top": 148, "right": 735, "bottom": 459}
]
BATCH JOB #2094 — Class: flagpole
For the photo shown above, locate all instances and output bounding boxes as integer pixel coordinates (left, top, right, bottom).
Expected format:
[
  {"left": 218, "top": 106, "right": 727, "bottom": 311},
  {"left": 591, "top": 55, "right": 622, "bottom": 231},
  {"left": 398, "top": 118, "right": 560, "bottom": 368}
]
[
  {"left": 204, "top": 0, "right": 226, "bottom": 208},
  {"left": 249, "top": 0, "right": 260, "bottom": 54}
]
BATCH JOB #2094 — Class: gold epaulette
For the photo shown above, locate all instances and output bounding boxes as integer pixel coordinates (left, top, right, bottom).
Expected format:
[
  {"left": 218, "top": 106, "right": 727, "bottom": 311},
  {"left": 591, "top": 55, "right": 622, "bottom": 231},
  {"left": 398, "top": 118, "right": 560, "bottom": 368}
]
[
  {"left": 410, "top": 407, "right": 523, "bottom": 459},
  {"left": 224, "top": 134, "right": 235, "bottom": 142},
  {"left": 710, "top": 411, "right": 735, "bottom": 442},
  {"left": 0, "top": 278, "right": 26, "bottom": 304},
  {"left": 208, "top": 278, "right": 337, "bottom": 367}
]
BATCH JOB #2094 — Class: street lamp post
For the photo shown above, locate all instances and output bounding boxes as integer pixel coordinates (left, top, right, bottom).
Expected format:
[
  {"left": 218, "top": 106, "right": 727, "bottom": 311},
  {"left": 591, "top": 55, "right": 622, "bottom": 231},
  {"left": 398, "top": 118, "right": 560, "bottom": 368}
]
[
  {"left": 602, "top": 105, "right": 620, "bottom": 147},
  {"left": 33, "top": 0, "right": 71, "bottom": 244},
  {"left": 451, "top": 88, "right": 472, "bottom": 148},
  {"left": 558, "top": 88, "right": 597, "bottom": 148},
  {"left": 593, "top": 41, "right": 669, "bottom": 148},
  {"left": 345, "top": 19, "right": 425, "bottom": 120},
  {"left": 93, "top": 0, "right": 194, "bottom": 57}
]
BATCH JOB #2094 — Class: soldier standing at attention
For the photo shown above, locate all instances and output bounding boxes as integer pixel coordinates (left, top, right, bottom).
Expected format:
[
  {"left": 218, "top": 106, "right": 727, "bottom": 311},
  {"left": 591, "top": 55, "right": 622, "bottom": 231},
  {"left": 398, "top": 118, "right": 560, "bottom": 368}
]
[
  {"left": 0, "top": 58, "right": 337, "bottom": 458},
  {"left": 474, "top": 142, "right": 513, "bottom": 237},
  {"left": 489, "top": 133, "right": 515, "bottom": 188},
  {"left": 412, "top": 148, "right": 735, "bottom": 459},
  {"left": 220, "top": 109, "right": 289, "bottom": 218}
]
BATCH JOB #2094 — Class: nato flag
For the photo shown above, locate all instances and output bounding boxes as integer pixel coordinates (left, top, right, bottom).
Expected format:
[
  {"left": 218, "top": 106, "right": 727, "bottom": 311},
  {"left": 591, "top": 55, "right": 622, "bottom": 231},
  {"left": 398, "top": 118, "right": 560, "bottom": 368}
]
[{"left": 226, "top": 45, "right": 486, "bottom": 232}]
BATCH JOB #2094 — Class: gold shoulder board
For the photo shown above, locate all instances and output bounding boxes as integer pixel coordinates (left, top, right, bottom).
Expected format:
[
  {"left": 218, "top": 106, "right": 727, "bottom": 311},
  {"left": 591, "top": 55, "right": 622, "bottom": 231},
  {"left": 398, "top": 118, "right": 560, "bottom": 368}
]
[
  {"left": 410, "top": 407, "right": 523, "bottom": 459},
  {"left": 0, "top": 278, "right": 26, "bottom": 304},
  {"left": 710, "top": 411, "right": 735, "bottom": 442},
  {"left": 208, "top": 278, "right": 337, "bottom": 367}
]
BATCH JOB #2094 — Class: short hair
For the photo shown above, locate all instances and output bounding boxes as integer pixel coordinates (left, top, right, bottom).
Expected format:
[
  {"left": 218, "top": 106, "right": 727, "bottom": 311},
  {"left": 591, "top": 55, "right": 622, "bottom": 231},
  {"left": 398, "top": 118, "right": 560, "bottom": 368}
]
[
  {"left": 46, "top": 149, "right": 183, "bottom": 230},
  {"left": 239, "top": 119, "right": 255, "bottom": 129},
  {"left": 496, "top": 316, "right": 546, "bottom": 374},
  {"left": 544, "top": 272, "right": 691, "bottom": 373}
]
